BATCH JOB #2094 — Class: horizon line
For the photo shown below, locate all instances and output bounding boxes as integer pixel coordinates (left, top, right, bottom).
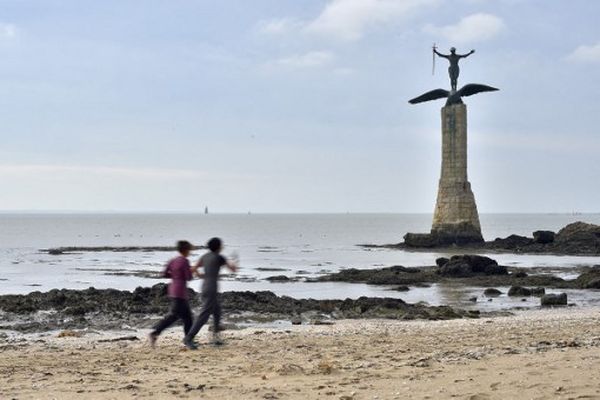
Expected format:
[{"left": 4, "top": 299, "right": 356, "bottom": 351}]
[{"left": 0, "top": 210, "right": 598, "bottom": 216}]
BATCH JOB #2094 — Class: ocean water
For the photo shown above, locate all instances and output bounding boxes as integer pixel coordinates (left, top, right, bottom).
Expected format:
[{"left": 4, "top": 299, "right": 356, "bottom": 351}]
[{"left": 1, "top": 213, "right": 600, "bottom": 310}]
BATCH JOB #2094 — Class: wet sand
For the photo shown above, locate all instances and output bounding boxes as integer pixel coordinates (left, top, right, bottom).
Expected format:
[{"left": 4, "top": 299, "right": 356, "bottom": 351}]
[{"left": 2, "top": 308, "right": 600, "bottom": 399}]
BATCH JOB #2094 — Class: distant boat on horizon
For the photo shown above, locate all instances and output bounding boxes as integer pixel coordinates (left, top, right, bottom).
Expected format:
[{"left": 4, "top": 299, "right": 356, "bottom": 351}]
[{"left": 204, "top": 206, "right": 208, "bottom": 215}]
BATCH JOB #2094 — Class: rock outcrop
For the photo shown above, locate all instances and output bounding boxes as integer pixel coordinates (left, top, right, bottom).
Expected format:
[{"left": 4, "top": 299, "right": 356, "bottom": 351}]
[
  {"left": 399, "top": 222, "right": 600, "bottom": 256},
  {"left": 541, "top": 293, "right": 568, "bottom": 306},
  {"left": 437, "top": 255, "right": 507, "bottom": 277}
]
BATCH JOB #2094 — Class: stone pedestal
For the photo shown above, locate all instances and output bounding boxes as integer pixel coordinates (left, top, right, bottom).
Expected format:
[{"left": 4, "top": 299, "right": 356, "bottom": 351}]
[
  {"left": 431, "top": 103, "right": 483, "bottom": 244},
  {"left": 404, "top": 103, "right": 483, "bottom": 247}
]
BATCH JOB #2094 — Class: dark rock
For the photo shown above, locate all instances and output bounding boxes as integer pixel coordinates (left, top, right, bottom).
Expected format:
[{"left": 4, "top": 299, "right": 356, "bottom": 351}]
[
  {"left": 404, "top": 233, "right": 438, "bottom": 248},
  {"left": 555, "top": 222, "right": 600, "bottom": 244},
  {"left": 484, "top": 263, "right": 508, "bottom": 275},
  {"left": 319, "top": 266, "right": 430, "bottom": 286},
  {"left": 435, "top": 257, "right": 449, "bottom": 267},
  {"left": 492, "top": 234, "right": 534, "bottom": 248},
  {"left": 531, "top": 287, "right": 546, "bottom": 297},
  {"left": 513, "top": 271, "right": 528, "bottom": 278},
  {"left": 392, "top": 286, "right": 410, "bottom": 292},
  {"left": 439, "top": 262, "right": 472, "bottom": 277},
  {"left": 389, "top": 265, "right": 420, "bottom": 273},
  {"left": 584, "top": 278, "right": 600, "bottom": 289},
  {"left": 508, "top": 286, "right": 545, "bottom": 297},
  {"left": 483, "top": 288, "right": 502, "bottom": 297},
  {"left": 508, "top": 286, "right": 532, "bottom": 297},
  {"left": 255, "top": 267, "right": 289, "bottom": 272},
  {"left": 413, "top": 283, "right": 432, "bottom": 288},
  {"left": 533, "top": 230, "right": 555, "bottom": 244},
  {"left": 574, "top": 266, "right": 600, "bottom": 288},
  {"left": 438, "top": 255, "right": 506, "bottom": 277},
  {"left": 453, "top": 255, "right": 499, "bottom": 273},
  {"left": 541, "top": 293, "right": 568, "bottom": 306},
  {"left": 63, "top": 306, "right": 88, "bottom": 316},
  {"left": 468, "top": 297, "right": 477, "bottom": 302},
  {"left": 265, "top": 275, "right": 290, "bottom": 282}
]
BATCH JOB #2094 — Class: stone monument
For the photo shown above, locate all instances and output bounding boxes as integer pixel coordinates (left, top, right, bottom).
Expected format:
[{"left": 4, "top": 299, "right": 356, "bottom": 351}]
[{"left": 404, "top": 47, "right": 498, "bottom": 246}]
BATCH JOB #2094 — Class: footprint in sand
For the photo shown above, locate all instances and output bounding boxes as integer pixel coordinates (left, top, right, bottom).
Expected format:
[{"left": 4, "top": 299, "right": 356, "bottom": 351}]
[{"left": 468, "top": 395, "right": 491, "bottom": 400}]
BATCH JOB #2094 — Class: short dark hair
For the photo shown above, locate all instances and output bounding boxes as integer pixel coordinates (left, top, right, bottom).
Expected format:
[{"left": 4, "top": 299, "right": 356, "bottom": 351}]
[
  {"left": 207, "top": 237, "right": 222, "bottom": 252},
  {"left": 177, "top": 240, "right": 192, "bottom": 254}
]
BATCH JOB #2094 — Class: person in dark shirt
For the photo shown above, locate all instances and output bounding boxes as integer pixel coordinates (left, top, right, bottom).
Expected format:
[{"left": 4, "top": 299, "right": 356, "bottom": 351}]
[
  {"left": 148, "top": 240, "right": 194, "bottom": 347},
  {"left": 183, "top": 237, "right": 237, "bottom": 349}
]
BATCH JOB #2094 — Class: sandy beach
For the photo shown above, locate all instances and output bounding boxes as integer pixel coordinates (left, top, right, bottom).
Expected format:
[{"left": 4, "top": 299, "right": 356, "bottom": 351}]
[{"left": 2, "top": 307, "right": 600, "bottom": 399}]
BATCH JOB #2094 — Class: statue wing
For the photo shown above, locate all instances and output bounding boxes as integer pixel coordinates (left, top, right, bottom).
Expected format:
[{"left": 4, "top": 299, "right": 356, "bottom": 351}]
[
  {"left": 458, "top": 84, "right": 499, "bottom": 98},
  {"left": 408, "top": 89, "right": 449, "bottom": 104}
]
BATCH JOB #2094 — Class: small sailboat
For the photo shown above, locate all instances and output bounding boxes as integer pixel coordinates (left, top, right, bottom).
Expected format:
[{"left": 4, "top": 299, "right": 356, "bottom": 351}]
[{"left": 204, "top": 206, "right": 209, "bottom": 215}]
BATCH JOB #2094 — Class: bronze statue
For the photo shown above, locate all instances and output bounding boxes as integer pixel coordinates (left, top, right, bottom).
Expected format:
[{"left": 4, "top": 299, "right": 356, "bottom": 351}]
[
  {"left": 434, "top": 47, "right": 474, "bottom": 91},
  {"left": 409, "top": 46, "right": 498, "bottom": 106}
]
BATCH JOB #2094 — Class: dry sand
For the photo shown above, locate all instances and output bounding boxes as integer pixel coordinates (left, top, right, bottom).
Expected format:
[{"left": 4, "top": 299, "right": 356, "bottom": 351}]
[{"left": 1, "top": 308, "right": 600, "bottom": 399}]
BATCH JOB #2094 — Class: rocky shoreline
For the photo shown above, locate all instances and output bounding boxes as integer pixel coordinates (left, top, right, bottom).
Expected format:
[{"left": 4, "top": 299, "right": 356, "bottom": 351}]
[
  {"left": 319, "top": 254, "right": 600, "bottom": 307},
  {"left": 320, "top": 257, "right": 600, "bottom": 290},
  {"left": 43, "top": 245, "right": 206, "bottom": 255},
  {"left": 366, "top": 221, "right": 600, "bottom": 256},
  {"left": 0, "top": 284, "right": 482, "bottom": 333}
]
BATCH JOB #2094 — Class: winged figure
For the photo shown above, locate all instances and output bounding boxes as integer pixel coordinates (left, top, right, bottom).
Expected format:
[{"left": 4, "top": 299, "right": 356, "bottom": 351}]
[{"left": 409, "top": 84, "right": 499, "bottom": 106}]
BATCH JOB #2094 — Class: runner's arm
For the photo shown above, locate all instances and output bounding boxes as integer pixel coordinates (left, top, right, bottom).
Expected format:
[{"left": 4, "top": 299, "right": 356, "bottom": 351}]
[
  {"left": 191, "top": 258, "right": 204, "bottom": 278},
  {"left": 226, "top": 259, "right": 238, "bottom": 273}
]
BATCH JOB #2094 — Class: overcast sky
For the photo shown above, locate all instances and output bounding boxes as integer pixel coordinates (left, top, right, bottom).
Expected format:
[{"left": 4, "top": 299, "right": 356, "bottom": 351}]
[{"left": 0, "top": 0, "right": 599, "bottom": 213}]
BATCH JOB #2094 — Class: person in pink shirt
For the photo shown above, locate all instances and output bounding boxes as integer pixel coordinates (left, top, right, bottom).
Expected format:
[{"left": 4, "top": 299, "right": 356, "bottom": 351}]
[{"left": 148, "top": 240, "right": 193, "bottom": 347}]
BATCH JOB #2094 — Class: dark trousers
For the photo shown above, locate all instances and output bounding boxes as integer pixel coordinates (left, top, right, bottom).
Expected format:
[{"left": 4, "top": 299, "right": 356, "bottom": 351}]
[
  {"left": 185, "top": 293, "right": 221, "bottom": 341},
  {"left": 152, "top": 297, "right": 192, "bottom": 336}
]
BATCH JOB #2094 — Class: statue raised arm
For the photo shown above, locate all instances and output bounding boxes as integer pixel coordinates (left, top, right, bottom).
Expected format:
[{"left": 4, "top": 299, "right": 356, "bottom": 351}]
[
  {"left": 433, "top": 48, "right": 449, "bottom": 59},
  {"left": 458, "top": 49, "right": 475, "bottom": 59}
]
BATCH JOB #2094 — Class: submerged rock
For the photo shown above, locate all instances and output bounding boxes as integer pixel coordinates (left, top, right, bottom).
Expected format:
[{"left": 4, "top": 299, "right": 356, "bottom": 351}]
[
  {"left": 508, "top": 286, "right": 531, "bottom": 296},
  {"left": 541, "top": 293, "right": 568, "bottom": 306},
  {"left": 265, "top": 275, "right": 291, "bottom": 282},
  {"left": 483, "top": 288, "right": 502, "bottom": 297},
  {"left": 507, "top": 286, "right": 545, "bottom": 297}
]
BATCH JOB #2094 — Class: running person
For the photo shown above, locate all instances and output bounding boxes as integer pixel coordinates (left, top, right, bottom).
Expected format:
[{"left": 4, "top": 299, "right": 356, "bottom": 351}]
[
  {"left": 183, "top": 237, "right": 237, "bottom": 349},
  {"left": 148, "top": 240, "right": 194, "bottom": 347}
]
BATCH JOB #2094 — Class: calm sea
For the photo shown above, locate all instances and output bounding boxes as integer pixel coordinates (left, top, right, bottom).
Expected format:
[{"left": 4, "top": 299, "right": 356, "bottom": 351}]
[{"left": 1, "top": 213, "right": 599, "bottom": 310}]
